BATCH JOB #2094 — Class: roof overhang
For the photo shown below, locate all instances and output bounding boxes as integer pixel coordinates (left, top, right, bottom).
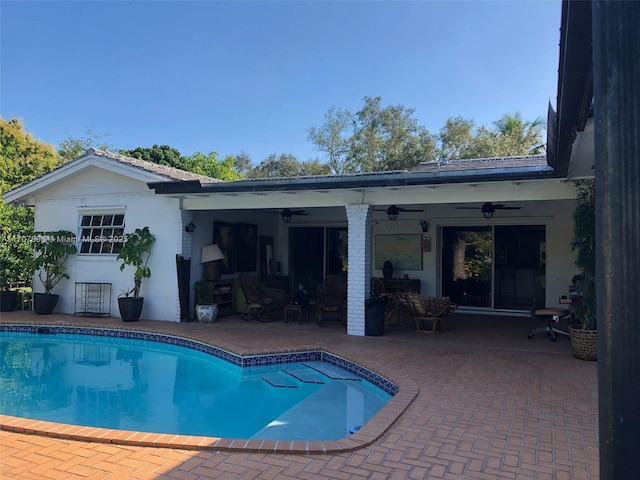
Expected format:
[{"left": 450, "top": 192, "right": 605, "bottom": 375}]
[
  {"left": 149, "top": 164, "right": 556, "bottom": 196},
  {"left": 549, "top": 0, "right": 594, "bottom": 178}
]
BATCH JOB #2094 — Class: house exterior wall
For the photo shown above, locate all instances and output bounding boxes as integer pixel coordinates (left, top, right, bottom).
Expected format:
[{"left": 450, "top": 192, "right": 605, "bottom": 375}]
[{"left": 31, "top": 168, "right": 183, "bottom": 321}]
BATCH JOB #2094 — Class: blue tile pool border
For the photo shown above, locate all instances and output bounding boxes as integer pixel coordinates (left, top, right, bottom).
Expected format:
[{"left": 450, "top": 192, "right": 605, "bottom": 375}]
[{"left": 0, "top": 324, "right": 398, "bottom": 396}]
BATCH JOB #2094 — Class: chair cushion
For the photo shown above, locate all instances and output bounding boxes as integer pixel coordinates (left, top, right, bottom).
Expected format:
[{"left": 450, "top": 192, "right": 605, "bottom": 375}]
[{"left": 535, "top": 307, "right": 569, "bottom": 317}]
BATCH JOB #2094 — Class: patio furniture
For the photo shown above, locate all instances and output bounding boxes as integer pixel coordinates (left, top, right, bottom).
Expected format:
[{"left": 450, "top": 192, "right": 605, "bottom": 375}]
[
  {"left": 371, "top": 277, "right": 401, "bottom": 326},
  {"left": 394, "top": 293, "right": 457, "bottom": 333},
  {"left": 238, "top": 273, "right": 277, "bottom": 322},
  {"left": 316, "top": 274, "right": 346, "bottom": 326},
  {"left": 232, "top": 277, "right": 285, "bottom": 315},
  {"left": 527, "top": 281, "right": 570, "bottom": 342}
]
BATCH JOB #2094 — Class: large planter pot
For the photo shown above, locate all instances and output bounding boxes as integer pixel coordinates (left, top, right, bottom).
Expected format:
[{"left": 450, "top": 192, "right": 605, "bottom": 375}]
[
  {"left": 0, "top": 291, "right": 18, "bottom": 312},
  {"left": 569, "top": 325, "right": 597, "bottom": 361},
  {"left": 195, "top": 304, "right": 218, "bottom": 323},
  {"left": 33, "top": 293, "right": 59, "bottom": 315},
  {"left": 118, "top": 297, "right": 144, "bottom": 322}
]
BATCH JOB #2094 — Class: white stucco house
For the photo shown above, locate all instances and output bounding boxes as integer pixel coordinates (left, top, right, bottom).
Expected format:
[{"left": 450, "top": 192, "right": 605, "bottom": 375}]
[
  {"left": 4, "top": 140, "right": 592, "bottom": 335},
  {"left": 3, "top": 0, "right": 594, "bottom": 335}
]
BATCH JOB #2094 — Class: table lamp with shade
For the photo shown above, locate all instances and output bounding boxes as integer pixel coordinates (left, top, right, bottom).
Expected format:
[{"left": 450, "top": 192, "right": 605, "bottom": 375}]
[{"left": 201, "top": 244, "right": 224, "bottom": 281}]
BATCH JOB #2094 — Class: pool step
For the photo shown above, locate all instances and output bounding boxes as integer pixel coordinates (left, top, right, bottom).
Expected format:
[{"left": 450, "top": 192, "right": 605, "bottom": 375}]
[
  {"left": 301, "top": 362, "right": 362, "bottom": 381},
  {"left": 261, "top": 373, "right": 299, "bottom": 388},
  {"left": 281, "top": 367, "right": 326, "bottom": 384},
  {"left": 261, "top": 362, "right": 362, "bottom": 389}
]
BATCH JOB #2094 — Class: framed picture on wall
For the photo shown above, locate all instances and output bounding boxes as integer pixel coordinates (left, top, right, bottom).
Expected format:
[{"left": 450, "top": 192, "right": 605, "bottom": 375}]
[
  {"left": 213, "top": 221, "right": 236, "bottom": 274},
  {"left": 236, "top": 223, "right": 258, "bottom": 272}
]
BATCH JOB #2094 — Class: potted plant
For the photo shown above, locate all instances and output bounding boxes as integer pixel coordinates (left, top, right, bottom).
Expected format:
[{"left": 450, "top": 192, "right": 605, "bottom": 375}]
[
  {"left": 569, "top": 179, "right": 597, "bottom": 360},
  {"left": 193, "top": 281, "right": 218, "bottom": 323},
  {"left": 30, "top": 230, "right": 77, "bottom": 314},
  {"left": 117, "top": 226, "right": 156, "bottom": 322}
]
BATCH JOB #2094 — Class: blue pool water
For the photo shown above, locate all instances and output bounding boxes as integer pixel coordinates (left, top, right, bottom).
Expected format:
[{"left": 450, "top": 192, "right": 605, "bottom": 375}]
[{"left": 0, "top": 329, "right": 392, "bottom": 440}]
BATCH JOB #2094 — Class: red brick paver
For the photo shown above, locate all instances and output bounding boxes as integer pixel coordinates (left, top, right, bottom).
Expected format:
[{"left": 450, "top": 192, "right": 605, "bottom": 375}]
[{"left": 0, "top": 311, "right": 599, "bottom": 479}]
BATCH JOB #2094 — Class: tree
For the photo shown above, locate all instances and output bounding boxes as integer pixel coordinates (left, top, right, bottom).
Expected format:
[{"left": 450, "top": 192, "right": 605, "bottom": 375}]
[
  {"left": 346, "top": 97, "right": 436, "bottom": 172},
  {"left": 0, "top": 118, "right": 58, "bottom": 287},
  {"left": 309, "top": 97, "right": 436, "bottom": 173},
  {"left": 0, "top": 202, "right": 34, "bottom": 286},
  {"left": 233, "top": 151, "right": 252, "bottom": 177},
  {"left": 437, "top": 117, "right": 478, "bottom": 161},
  {"left": 120, "top": 145, "right": 183, "bottom": 169},
  {"left": 58, "top": 128, "right": 111, "bottom": 163},
  {"left": 491, "top": 112, "right": 545, "bottom": 156},
  {"left": 432, "top": 113, "right": 545, "bottom": 162},
  {"left": 247, "top": 154, "right": 331, "bottom": 178},
  {"left": 307, "top": 107, "right": 353, "bottom": 174},
  {"left": 181, "top": 151, "right": 242, "bottom": 181},
  {"left": 1, "top": 118, "right": 59, "bottom": 191}
]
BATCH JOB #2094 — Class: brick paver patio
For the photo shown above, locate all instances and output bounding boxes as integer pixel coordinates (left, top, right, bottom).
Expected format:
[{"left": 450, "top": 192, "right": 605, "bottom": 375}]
[{"left": 0, "top": 310, "right": 598, "bottom": 479}]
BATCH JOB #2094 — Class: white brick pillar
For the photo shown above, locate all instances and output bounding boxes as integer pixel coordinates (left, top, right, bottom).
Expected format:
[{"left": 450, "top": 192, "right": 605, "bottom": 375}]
[{"left": 345, "top": 204, "right": 372, "bottom": 336}]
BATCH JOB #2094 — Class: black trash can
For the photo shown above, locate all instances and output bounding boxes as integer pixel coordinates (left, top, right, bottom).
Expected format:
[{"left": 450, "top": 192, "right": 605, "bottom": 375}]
[{"left": 365, "top": 296, "right": 387, "bottom": 336}]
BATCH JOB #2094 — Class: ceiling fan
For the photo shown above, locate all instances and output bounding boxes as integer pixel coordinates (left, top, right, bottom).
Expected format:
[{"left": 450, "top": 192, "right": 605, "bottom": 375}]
[
  {"left": 264, "top": 208, "right": 308, "bottom": 223},
  {"left": 375, "top": 205, "right": 424, "bottom": 221},
  {"left": 455, "top": 202, "right": 521, "bottom": 219}
]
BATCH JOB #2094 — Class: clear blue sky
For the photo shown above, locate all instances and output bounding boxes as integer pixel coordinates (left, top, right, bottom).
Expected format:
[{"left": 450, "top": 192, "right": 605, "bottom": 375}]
[{"left": 1, "top": 1, "right": 561, "bottom": 164}]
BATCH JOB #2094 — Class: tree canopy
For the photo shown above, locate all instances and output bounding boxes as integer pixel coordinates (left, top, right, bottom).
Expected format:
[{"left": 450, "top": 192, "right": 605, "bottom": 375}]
[
  {"left": 306, "top": 97, "right": 546, "bottom": 173},
  {"left": 1, "top": 118, "right": 59, "bottom": 192},
  {"left": 58, "top": 128, "right": 111, "bottom": 164},
  {"left": 0, "top": 118, "right": 58, "bottom": 287},
  {"left": 246, "top": 154, "right": 330, "bottom": 178},
  {"left": 120, "top": 145, "right": 242, "bottom": 181}
]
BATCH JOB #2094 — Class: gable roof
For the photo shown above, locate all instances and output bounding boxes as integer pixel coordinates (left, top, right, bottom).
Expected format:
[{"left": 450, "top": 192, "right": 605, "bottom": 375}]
[
  {"left": 3, "top": 148, "right": 219, "bottom": 204},
  {"left": 83, "top": 149, "right": 220, "bottom": 183}
]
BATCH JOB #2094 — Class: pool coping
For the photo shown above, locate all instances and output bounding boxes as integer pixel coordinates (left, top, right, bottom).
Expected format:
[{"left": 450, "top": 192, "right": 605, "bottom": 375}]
[{"left": 0, "top": 322, "right": 419, "bottom": 454}]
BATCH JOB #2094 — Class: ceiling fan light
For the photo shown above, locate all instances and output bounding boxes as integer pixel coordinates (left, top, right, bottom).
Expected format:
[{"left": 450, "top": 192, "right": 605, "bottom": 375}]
[
  {"left": 483, "top": 211, "right": 494, "bottom": 219},
  {"left": 281, "top": 209, "right": 293, "bottom": 223}
]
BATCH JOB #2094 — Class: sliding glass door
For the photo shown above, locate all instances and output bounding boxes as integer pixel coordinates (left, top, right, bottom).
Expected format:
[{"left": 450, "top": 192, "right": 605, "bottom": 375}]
[
  {"left": 441, "top": 225, "right": 546, "bottom": 311},
  {"left": 289, "top": 226, "right": 348, "bottom": 294},
  {"left": 442, "top": 227, "right": 493, "bottom": 308}
]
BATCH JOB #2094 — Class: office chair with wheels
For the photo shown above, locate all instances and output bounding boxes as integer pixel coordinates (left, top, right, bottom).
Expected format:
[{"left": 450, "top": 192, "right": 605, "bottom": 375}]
[{"left": 527, "top": 281, "right": 570, "bottom": 342}]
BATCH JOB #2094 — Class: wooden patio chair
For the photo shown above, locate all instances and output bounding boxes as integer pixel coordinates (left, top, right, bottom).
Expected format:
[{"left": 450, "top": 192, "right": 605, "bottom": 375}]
[
  {"left": 394, "top": 293, "right": 457, "bottom": 333},
  {"left": 316, "top": 274, "right": 346, "bottom": 326},
  {"left": 238, "top": 273, "right": 274, "bottom": 322},
  {"left": 371, "top": 277, "right": 401, "bottom": 326}
]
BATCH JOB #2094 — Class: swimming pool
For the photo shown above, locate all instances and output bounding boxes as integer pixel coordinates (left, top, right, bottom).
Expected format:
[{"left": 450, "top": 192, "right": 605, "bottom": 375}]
[{"left": 0, "top": 325, "right": 395, "bottom": 443}]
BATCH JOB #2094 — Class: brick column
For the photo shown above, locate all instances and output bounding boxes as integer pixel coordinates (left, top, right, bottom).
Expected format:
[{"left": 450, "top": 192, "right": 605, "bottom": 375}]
[{"left": 345, "top": 204, "right": 372, "bottom": 336}]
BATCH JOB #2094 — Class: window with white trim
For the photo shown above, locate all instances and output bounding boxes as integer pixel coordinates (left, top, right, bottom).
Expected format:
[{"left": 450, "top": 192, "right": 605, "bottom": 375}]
[{"left": 79, "top": 213, "right": 125, "bottom": 254}]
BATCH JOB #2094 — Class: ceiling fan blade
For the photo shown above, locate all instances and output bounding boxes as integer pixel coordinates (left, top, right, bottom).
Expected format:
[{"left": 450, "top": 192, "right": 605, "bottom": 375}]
[
  {"left": 495, "top": 206, "right": 521, "bottom": 210},
  {"left": 293, "top": 211, "right": 309, "bottom": 215},
  {"left": 398, "top": 208, "right": 424, "bottom": 212}
]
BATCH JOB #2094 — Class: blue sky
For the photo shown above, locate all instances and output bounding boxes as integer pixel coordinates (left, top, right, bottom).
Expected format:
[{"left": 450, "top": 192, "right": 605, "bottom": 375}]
[{"left": 1, "top": 1, "right": 561, "bottom": 164}]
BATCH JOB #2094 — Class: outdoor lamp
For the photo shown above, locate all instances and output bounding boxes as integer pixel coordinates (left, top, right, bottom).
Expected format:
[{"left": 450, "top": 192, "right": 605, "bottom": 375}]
[
  {"left": 184, "top": 221, "right": 197, "bottom": 233},
  {"left": 201, "top": 244, "right": 224, "bottom": 281},
  {"left": 386, "top": 205, "right": 399, "bottom": 221}
]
